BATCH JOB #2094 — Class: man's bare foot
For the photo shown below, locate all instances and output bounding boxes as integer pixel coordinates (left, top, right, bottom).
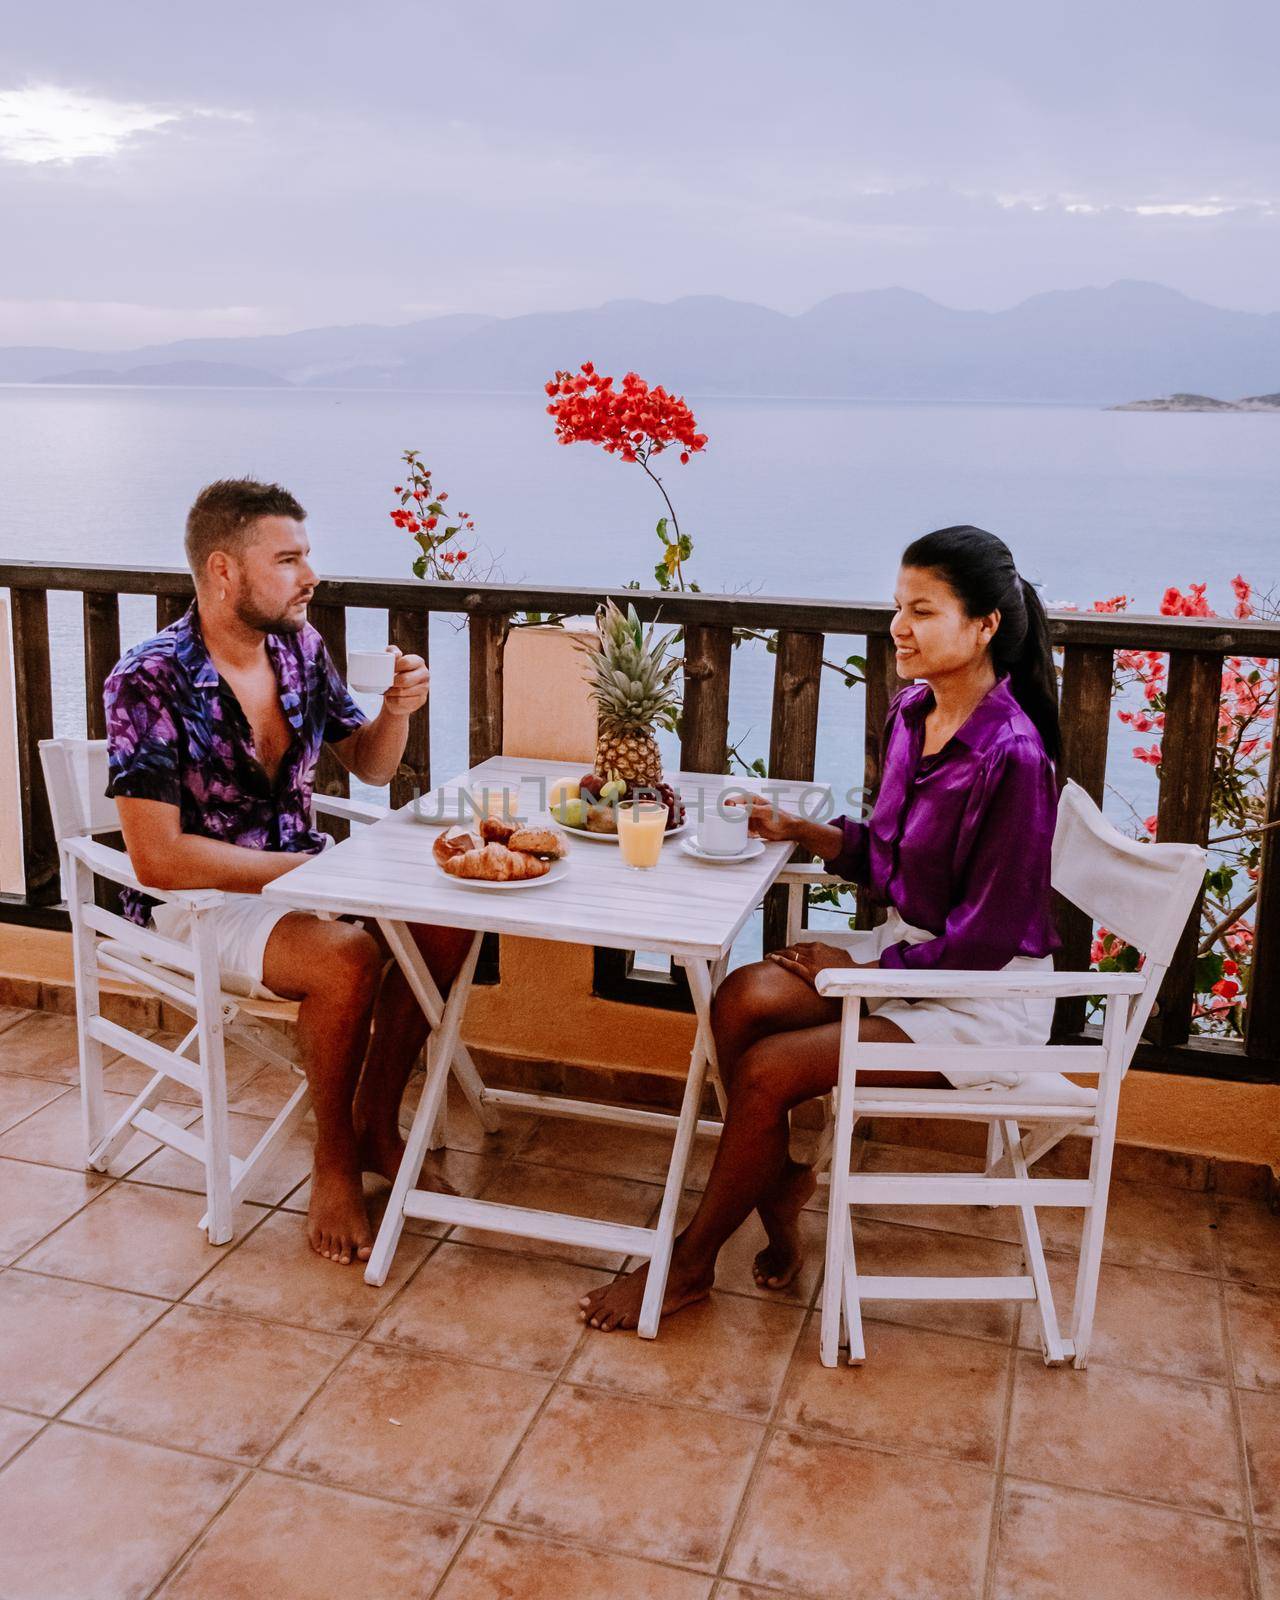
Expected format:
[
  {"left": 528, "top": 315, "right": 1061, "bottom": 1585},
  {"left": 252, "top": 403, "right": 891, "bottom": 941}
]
[
  {"left": 356, "top": 1127, "right": 459, "bottom": 1195},
  {"left": 753, "top": 1162, "right": 817, "bottom": 1290},
  {"left": 578, "top": 1255, "right": 714, "bottom": 1332},
  {"left": 307, "top": 1157, "right": 373, "bottom": 1265}
]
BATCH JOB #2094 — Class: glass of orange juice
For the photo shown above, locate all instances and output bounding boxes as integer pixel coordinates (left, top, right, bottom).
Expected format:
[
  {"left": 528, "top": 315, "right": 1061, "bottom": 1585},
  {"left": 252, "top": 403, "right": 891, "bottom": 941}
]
[{"left": 616, "top": 802, "right": 668, "bottom": 870}]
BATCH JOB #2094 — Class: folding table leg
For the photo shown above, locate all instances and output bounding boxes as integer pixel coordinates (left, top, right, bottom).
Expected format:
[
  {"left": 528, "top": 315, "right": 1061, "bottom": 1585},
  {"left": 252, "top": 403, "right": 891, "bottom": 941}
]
[
  {"left": 378, "top": 919, "right": 499, "bottom": 1135},
  {"left": 1003, "top": 1118, "right": 1067, "bottom": 1364},
  {"left": 637, "top": 957, "right": 716, "bottom": 1340},
  {"left": 365, "top": 930, "right": 482, "bottom": 1287}
]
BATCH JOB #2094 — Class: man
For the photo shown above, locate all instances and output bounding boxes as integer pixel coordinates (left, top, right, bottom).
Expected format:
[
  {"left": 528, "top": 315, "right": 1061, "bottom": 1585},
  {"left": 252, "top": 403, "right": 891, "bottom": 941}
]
[{"left": 104, "top": 478, "right": 471, "bottom": 1265}]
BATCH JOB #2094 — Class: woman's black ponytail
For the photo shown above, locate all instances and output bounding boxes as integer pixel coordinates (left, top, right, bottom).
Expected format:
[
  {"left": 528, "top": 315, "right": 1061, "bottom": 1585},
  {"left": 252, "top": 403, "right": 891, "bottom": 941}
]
[{"left": 900, "top": 525, "right": 1063, "bottom": 766}]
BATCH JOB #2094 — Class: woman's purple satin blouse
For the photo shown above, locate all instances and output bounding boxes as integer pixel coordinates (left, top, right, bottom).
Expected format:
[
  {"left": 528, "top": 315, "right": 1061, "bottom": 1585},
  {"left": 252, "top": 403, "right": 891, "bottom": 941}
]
[{"left": 828, "top": 676, "right": 1061, "bottom": 971}]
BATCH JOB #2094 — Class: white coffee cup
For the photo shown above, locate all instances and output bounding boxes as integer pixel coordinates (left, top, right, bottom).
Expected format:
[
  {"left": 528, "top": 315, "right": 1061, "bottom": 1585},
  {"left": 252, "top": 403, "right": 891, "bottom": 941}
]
[
  {"left": 348, "top": 647, "right": 397, "bottom": 694},
  {"left": 697, "top": 799, "right": 750, "bottom": 856}
]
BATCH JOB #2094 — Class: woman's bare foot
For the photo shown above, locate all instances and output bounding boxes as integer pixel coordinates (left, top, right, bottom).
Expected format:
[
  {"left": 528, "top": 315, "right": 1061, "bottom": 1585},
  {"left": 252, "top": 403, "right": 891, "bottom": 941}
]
[
  {"left": 578, "top": 1252, "right": 714, "bottom": 1332},
  {"left": 753, "top": 1161, "right": 817, "bottom": 1290},
  {"left": 356, "top": 1126, "right": 459, "bottom": 1195},
  {"left": 307, "top": 1156, "right": 374, "bottom": 1265}
]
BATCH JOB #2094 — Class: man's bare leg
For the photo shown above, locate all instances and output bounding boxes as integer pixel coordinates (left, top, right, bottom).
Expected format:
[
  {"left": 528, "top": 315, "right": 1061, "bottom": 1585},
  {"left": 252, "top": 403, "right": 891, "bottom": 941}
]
[
  {"left": 261, "top": 913, "right": 384, "bottom": 1264},
  {"left": 352, "top": 922, "right": 474, "bottom": 1185},
  {"left": 578, "top": 1008, "right": 943, "bottom": 1331}
]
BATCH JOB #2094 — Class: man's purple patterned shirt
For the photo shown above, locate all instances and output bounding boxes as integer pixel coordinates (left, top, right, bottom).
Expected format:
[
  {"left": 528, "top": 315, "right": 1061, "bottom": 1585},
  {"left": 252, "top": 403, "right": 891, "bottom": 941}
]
[{"left": 103, "top": 604, "right": 367, "bottom": 923}]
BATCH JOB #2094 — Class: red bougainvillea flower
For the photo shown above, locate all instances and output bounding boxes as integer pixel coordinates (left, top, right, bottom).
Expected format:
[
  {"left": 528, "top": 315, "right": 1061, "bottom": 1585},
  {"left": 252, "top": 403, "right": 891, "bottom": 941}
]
[{"left": 545, "top": 362, "right": 708, "bottom": 466}]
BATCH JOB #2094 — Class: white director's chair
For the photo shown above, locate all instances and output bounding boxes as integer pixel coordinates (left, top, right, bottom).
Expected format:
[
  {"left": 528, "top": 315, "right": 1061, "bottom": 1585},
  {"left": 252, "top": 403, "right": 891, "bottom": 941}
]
[{"left": 780, "top": 779, "right": 1206, "bottom": 1369}]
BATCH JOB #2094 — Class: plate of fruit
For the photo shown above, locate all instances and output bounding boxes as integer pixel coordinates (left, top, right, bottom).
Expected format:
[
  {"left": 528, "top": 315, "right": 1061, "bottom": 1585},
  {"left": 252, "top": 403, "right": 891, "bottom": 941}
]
[{"left": 551, "top": 775, "right": 689, "bottom": 841}]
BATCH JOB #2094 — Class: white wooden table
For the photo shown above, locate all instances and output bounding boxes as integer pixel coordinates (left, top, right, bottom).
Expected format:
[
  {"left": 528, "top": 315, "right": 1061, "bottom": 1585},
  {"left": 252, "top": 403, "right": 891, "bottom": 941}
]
[{"left": 264, "top": 756, "right": 831, "bottom": 1336}]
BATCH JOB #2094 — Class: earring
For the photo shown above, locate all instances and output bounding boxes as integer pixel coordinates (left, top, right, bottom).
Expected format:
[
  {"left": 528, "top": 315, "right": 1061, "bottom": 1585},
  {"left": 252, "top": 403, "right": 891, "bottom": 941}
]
[{"left": 219, "top": 589, "right": 227, "bottom": 602}]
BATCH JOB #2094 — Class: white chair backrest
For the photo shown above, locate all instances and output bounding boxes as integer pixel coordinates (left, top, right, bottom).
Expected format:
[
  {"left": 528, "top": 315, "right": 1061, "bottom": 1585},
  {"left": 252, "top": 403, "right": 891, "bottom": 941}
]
[
  {"left": 39, "top": 738, "right": 119, "bottom": 842},
  {"left": 1051, "top": 779, "right": 1206, "bottom": 1052}
]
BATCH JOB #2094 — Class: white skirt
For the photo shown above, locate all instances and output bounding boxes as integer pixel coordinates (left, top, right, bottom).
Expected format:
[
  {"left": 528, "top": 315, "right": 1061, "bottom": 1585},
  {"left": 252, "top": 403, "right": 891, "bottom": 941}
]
[{"left": 836, "top": 908, "right": 1055, "bottom": 1090}]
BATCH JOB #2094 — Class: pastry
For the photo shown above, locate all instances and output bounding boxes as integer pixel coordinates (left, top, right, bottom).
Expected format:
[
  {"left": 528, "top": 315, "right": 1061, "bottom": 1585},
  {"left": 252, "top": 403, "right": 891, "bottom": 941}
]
[{"left": 508, "top": 826, "right": 565, "bottom": 859}]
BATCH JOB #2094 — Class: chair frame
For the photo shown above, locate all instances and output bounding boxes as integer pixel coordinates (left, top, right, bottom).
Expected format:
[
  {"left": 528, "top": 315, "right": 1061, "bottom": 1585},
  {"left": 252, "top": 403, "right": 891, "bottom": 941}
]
[
  {"left": 40, "top": 737, "right": 385, "bottom": 1244},
  {"left": 778, "top": 779, "right": 1207, "bottom": 1370}
]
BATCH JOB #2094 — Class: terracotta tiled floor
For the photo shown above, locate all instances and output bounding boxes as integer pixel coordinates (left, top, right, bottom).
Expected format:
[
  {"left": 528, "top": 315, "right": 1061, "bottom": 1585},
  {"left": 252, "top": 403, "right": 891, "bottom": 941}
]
[{"left": 0, "top": 1001, "right": 1274, "bottom": 1599}]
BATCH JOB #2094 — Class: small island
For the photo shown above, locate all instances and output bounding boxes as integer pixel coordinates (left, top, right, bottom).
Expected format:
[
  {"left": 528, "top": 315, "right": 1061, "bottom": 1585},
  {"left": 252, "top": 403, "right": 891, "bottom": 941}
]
[{"left": 1112, "top": 392, "right": 1280, "bottom": 412}]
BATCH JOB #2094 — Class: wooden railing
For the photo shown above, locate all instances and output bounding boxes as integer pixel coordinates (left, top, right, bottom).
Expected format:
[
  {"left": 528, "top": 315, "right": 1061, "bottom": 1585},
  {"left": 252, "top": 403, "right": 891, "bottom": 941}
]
[{"left": 3, "top": 560, "right": 1279, "bottom": 1084}]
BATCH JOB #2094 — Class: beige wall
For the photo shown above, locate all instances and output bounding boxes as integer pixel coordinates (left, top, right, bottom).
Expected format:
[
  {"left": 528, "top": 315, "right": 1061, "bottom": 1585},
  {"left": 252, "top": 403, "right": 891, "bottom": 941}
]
[{"left": 0, "top": 599, "right": 23, "bottom": 895}]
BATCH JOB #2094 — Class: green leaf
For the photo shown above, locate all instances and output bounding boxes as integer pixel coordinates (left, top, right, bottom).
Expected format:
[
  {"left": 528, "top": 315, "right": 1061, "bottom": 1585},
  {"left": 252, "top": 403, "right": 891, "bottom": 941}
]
[
  {"left": 656, "top": 517, "right": 669, "bottom": 543},
  {"left": 677, "top": 534, "right": 693, "bottom": 559},
  {"left": 653, "top": 560, "right": 672, "bottom": 589},
  {"left": 411, "top": 555, "right": 427, "bottom": 579},
  {"left": 846, "top": 654, "right": 867, "bottom": 673},
  {"left": 1195, "top": 951, "right": 1225, "bottom": 991}
]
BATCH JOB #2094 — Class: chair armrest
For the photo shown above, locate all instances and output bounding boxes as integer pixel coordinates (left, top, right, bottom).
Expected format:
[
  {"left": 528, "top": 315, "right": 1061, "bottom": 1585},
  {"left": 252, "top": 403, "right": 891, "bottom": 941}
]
[
  {"left": 776, "top": 863, "right": 848, "bottom": 889},
  {"left": 62, "top": 837, "right": 225, "bottom": 911},
  {"left": 813, "top": 967, "right": 1147, "bottom": 1001},
  {"left": 315, "top": 795, "right": 387, "bottom": 826}
]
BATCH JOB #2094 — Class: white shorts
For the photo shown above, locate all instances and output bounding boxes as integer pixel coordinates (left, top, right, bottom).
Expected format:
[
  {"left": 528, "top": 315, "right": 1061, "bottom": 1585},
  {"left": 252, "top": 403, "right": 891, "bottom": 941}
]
[
  {"left": 150, "top": 894, "right": 295, "bottom": 1001},
  {"left": 831, "top": 908, "right": 1055, "bottom": 1091}
]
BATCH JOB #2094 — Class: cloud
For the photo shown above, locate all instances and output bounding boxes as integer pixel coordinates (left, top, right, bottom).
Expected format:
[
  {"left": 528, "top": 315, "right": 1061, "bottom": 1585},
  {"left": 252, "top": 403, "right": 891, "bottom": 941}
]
[
  {"left": 0, "top": 299, "right": 276, "bottom": 349},
  {"left": 0, "top": 83, "right": 243, "bottom": 165}
]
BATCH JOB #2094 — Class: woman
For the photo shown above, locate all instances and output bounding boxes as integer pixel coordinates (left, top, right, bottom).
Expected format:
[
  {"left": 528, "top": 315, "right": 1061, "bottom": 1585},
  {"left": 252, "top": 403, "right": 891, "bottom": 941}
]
[{"left": 580, "top": 525, "right": 1063, "bottom": 1331}]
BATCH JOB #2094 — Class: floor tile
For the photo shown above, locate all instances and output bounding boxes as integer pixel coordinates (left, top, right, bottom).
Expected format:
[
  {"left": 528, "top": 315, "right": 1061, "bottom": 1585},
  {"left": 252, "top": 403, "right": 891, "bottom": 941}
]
[
  {"left": 20, "top": 1182, "right": 266, "bottom": 1297},
  {"left": 187, "top": 1208, "right": 435, "bottom": 1336},
  {"left": 0, "top": 1087, "right": 197, "bottom": 1173},
  {"left": 0, "top": 1074, "right": 70, "bottom": 1136},
  {"left": 726, "top": 1428, "right": 993, "bottom": 1598},
  {"left": 0, "top": 1406, "right": 42, "bottom": 1468},
  {"left": 714, "top": 1586, "right": 804, "bottom": 1600},
  {"left": 850, "top": 1219, "right": 1025, "bottom": 1342},
  {"left": 370, "top": 1240, "right": 605, "bottom": 1374},
  {"left": 1259, "top": 1529, "right": 1280, "bottom": 1600},
  {"left": 0, "top": 1157, "right": 109, "bottom": 1264},
  {"left": 452, "top": 1160, "right": 662, "bottom": 1270},
  {"left": 992, "top": 1477, "right": 1253, "bottom": 1600},
  {"left": 0, "top": 1270, "right": 167, "bottom": 1414},
  {"left": 1226, "top": 1283, "right": 1280, "bottom": 1391},
  {"left": 490, "top": 1384, "right": 763, "bottom": 1570},
  {"left": 226, "top": 1060, "right": 305, "bottom": 1115},
  {"left": 129, "top": 1110, "right": 315, "bottom": 1204},
  {"left": 1217, "top": 1199, "right": 1280, "bottom": 1291},
  {"left": 435, "top": 1525, "right": 714, "bottom": 1600},
  {"left": 567, "top": 1290, "right": 804, "bottom": 1419},
  {"left": 0, "top": 1004, "right": 29, "bottom": 1035},
  {"left": 1016, "top": 1257, "right": 1230, "bottom": 1383},
  {"left": 516, "top": 1115, "right": 717, "bottom": 1189},
  {"left": 159, "top": 1470, "right": 464, "bottom": 1599},
  {"left": 0, "top": 1424, "right": 239, "bottom": 1600},
  {"left": 268, "top": 1341, "right": 548, "bottom": 1513},
  {"left": 66, "top": 1303, "right": 350, "bottom": 1463},
  {"left": 1005, "top": 1352, "right": 1244, "bottom": 1518},
  {"left": 1036, "top": 1180, "right": 1219, "bottom": 1276},
  {"left": 1240, "top": 1387, "right": 1280, "bottom": 1527},
  {"left": 278, "top": 1146, "right": 498, "bottom": 1225},
  {"left": 441, "top": 1087, "right": 540, "bottom": 1158},
  {"left": 0, "top": 1012, "right": 99, "bottom": 1081},
  {"left": 781, "top": 1318, "right": 1009, "bottom": 1465}
]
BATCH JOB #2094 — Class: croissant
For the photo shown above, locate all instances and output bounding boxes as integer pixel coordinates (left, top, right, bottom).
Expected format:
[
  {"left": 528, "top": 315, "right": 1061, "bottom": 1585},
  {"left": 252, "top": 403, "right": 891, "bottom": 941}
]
[
  {"left": 432, "top": 832, "right": 550, "bottom": 881},
  {"left": 479, "top": 818, "right": 519, "bottom": 845}
]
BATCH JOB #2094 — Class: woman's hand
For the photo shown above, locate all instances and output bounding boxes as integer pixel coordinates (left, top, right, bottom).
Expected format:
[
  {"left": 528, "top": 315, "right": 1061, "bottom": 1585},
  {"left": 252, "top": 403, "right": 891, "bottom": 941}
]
[
  {"left": 766, "top": 941, "right": 874, "bottom": 989},
  {"left": 731, "top": 794, "right": 799, "bottom": 843}
]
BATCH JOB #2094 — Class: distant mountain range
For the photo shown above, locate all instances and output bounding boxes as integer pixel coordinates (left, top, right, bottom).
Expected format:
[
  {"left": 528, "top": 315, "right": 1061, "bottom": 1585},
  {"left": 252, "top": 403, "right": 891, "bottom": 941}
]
[
  {"left": 1113, "top": 391, "right": 1280, "bottom": 412},
  {"left": 5, "top": 282, "right": 1278, "bottom": 404}
]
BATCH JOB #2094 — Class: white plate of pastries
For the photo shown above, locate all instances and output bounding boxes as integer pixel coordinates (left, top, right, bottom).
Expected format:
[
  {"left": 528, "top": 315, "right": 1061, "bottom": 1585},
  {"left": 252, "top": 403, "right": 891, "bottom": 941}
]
[{"left": 431, "top": 818, "right": 569, "bottom": 888}]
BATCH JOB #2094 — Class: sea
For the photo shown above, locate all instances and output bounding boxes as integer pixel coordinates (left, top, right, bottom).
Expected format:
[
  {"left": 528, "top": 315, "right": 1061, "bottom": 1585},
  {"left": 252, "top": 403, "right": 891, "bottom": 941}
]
[{"left": 1, "top": 384, "right": 1276, "bottom": 836}]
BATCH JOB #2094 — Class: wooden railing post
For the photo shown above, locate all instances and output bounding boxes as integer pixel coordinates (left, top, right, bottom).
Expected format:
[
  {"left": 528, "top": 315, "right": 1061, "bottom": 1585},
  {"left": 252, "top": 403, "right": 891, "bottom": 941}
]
[
  {"left": 1053, "top": 644, "right": 1114, "bottom": 1035},
  {"left": 1245, "top": 727, "right": 1280, "bottom": 1063},
  {"left": 308, "top": 600, "right": 352, "bottom": 837},
  {"left": 156, "top": 592, "right": 190, "bottom": 631},
  {"left": 763, "top": 629, "right": 824, "bottom": 952},
  {"left": 82, "top": 592, "right": 121, "bottom": 741},
  {"left": 389, "top": 606, "right": 430, "bottom": 810},
  {"left": 854, "top": 632, "right": 901, "bottom": 929},
  {"left": 10, "top": 587, "right": 58, "bottom": 905},
  {"left": 469, "top": 611, "right": 508, "bottom": 766},
  {"left": 1152, "top": 650, "right": 1223, "bottom": 1047},
  {"left": 680, "top": 623, "right": 733, "bottom": 775}
]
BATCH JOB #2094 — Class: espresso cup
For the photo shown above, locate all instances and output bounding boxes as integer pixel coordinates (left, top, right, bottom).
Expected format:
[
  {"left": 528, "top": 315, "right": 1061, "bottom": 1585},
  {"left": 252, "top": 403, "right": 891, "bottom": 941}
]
[
  {"left": 348, "top": 647, "right": 397, "bottom": 694},
  {"left": 697, "top": 800, "right": 750, "bottom": 856}
]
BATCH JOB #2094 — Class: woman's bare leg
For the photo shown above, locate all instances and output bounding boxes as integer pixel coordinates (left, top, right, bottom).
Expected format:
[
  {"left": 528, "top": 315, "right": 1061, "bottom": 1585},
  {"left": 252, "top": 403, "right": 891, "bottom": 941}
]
[{"left": 579, "top": 1005, "right": 944, "bottom": 1331}]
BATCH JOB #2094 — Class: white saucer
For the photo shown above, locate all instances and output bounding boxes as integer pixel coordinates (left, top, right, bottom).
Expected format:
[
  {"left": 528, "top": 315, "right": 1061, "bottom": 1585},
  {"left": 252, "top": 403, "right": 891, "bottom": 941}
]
[{"left": 679, "top": 837, "right": 766, "bottom": 864}]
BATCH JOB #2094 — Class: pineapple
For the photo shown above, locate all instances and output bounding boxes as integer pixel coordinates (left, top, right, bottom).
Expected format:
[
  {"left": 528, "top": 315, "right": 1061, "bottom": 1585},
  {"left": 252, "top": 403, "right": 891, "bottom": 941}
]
[{"left": 579, "top": 600, "right": 681, "bottom": 789}]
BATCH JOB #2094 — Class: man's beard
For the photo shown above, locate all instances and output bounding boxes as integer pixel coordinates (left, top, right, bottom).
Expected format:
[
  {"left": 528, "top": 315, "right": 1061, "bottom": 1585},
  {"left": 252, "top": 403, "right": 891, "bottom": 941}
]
[{"left": 235, "top": 595, "right": 308, "bottom": 635}]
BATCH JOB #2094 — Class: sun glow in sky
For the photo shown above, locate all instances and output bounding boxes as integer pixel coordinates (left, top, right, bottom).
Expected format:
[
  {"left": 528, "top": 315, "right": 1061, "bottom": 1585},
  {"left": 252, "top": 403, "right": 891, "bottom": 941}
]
[{"left": 0, "top": 84, "right": 176, "bottom": 163}]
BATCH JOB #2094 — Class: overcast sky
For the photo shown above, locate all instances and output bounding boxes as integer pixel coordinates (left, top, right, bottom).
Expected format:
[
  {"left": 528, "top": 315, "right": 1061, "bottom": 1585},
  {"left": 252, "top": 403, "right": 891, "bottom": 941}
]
[{"left": 2, "top": 0, "right": 1278, "bottom": 348}]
